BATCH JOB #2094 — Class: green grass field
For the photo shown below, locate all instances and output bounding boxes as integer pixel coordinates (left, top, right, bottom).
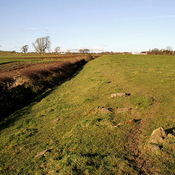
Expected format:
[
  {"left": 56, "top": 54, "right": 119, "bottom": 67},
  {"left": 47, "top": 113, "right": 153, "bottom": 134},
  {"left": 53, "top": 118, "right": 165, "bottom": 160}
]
[{"left": 0, "top": 55, "right": 175, "bottom": 174}]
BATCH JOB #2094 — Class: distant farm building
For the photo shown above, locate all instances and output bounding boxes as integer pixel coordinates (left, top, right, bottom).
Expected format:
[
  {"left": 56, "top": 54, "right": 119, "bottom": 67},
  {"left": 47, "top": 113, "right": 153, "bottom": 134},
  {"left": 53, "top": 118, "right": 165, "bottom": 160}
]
[
  {"left": 140, "top": 51, "right": 148, "bottom": 55},
  {"left": 132, "top": 52, "right": 140, "bottom": 55}
]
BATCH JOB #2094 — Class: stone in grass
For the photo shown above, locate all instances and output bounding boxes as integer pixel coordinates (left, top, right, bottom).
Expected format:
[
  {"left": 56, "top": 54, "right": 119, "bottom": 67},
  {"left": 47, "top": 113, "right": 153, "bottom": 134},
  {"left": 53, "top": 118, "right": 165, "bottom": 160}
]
[
  {"left": 149, "top": 127, "right": 167, "bottom": 144},
  {"left": 146, "top": 127, "right": 167, "bottom": 152},
  {"left": 149, "top": 145, "right": 161, "bottom": 151},
  {"left": 101, "top": 107, "right": 112, "bottom": 114},
  {"left": 111, "top": 93, "right": 131, "bottom": 98},
  {"left": 35, "top": 148, "right": 52, "bottom": 158}
]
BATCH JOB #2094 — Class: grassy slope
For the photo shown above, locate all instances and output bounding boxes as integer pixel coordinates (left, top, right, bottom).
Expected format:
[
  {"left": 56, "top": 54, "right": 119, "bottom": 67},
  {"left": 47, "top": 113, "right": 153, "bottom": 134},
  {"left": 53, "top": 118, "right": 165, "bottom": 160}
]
[{"left": 0, "top": 55, "right": 175, "bottom": 174}]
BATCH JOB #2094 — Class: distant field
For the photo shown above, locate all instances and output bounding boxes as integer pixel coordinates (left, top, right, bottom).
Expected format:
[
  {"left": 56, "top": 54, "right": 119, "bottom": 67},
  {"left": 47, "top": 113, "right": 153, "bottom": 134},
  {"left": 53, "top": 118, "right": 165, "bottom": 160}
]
[
  {"left": 0, "top": 58, "right": 59, "bottom": 72},
  {"left": 0, "top": 55, "right": 175, "bottom": 174},
  {"left": 0, "top": 54, "right": 89, "bottom": 119},
  {"left": 0, "top": 53, "right": 96, "bottom": 60},
  {"left": 0, "top": 54, "right": 97, "bottom": 73}
]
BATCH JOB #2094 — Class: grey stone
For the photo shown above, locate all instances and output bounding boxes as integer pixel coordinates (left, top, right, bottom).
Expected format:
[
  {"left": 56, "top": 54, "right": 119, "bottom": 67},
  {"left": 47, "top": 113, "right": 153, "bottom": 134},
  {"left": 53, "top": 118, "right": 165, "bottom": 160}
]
[
  {"left": 111, "top": 93, "right": 131, "bottom": 98},
  {"left": 101, "top": 108, "right": 111, "bottom": 114},
  {"left": 149, "top": 127, "right": 167, "bottom": 144}
]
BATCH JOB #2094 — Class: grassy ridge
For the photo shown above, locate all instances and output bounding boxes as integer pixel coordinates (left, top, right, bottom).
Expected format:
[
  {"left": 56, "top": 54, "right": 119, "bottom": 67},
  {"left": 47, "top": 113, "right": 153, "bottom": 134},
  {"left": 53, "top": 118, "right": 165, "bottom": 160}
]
[{"left": 0, "top": 55, "right": 175, "bottom": 174}]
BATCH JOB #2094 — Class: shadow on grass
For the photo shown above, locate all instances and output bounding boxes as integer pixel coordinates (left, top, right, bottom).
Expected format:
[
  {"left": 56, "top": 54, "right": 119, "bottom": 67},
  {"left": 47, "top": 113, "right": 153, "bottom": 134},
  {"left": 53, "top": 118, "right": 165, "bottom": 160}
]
[
  {"left": 0, "top": 89, "right": 53, "bottom": 132},
  {"left": 165, "top": 127, "right": 175, "bottom": 135}
]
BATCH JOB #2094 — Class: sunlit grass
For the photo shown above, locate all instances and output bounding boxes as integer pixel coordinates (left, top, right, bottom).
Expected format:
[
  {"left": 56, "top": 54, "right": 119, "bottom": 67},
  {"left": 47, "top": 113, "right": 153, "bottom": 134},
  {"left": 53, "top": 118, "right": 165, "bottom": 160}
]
[{"left": 0, "top": 55, "right": 175, "bottom": 174}]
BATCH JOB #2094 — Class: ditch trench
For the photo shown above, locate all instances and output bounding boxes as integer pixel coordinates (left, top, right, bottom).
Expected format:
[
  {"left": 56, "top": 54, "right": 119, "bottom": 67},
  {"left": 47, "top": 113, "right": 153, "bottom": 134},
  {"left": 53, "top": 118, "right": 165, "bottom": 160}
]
[
  {"left": 124, "top": 101, "right": 163, "bottom": 175},
  {"left": 125, "top": 121, "right": 154, "bottom": 174},
  {"left": 0, "top": 59, "right": 87, "bottom": 121}
]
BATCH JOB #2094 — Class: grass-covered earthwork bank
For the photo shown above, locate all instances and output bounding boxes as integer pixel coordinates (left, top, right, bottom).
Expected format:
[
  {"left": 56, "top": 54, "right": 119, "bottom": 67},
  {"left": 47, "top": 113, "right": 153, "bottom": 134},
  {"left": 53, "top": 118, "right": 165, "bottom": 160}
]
[{"left": 0, "top": 55, "right": 175, "bottom": 174}]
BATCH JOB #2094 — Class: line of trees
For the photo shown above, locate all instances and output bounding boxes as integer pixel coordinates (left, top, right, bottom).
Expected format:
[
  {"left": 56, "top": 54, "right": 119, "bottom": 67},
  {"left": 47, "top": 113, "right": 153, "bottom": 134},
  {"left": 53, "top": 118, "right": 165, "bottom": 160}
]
[
  {"left": 21, "top": 36, "right": 93, "bottom": 55},
  {"left": 79, "top": 49, "right": 90, "bottom": 54},
  {"left": 148, "top": 46, "right": 175, "bottom": 55},
  {"left": 21, "top": 36, "right": 91, "bottom": 55},
  {"left": 21, "top": 36, "right": 60, "bottom": 55}
]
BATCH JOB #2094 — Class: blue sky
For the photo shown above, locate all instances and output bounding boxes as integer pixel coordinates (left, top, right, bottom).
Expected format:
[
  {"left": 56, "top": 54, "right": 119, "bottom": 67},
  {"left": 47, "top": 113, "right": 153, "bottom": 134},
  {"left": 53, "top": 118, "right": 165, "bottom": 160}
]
[{"left": 0, "top": 0, "right": 175, "bottom": 52}]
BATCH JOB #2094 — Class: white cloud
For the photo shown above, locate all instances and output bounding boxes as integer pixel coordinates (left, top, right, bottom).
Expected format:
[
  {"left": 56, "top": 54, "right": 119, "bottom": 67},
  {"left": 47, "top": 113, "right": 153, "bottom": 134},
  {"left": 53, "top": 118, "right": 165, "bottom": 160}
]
[{"left": 0, "top": 45, "right": 2, "bottom": 47}]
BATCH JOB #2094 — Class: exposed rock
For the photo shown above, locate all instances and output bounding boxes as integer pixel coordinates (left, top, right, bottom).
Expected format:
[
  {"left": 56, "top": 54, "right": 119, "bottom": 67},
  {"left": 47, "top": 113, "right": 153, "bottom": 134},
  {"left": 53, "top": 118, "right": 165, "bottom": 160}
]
[
  {"left": 111, "top": 93, "right": 125, "bottom": 97},
  {"left": 145, "top": 127, "right": 167, "bottom": 152},
  {"left": 101, "top": 107, "right": 112, "bottom": 114},
  {"left": 11, "top": 75, "right": 29, "bottom": 88},
  {"left": 149, "top": 127, "right": 167, "bottom": 144},
  {"left": 35, "top": 149, "right": 52, "bottom": 158},
  {"left": 111, "top": 93, "right": 131, "bottom": 98}
]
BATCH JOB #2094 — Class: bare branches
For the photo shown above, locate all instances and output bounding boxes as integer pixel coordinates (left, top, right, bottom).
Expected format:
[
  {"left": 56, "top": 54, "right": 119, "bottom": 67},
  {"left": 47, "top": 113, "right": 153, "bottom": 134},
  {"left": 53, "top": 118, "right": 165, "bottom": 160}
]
[
  {"left": 79, "top": 49, "right": 90, "bottom": 54},
  {"left": 55, "top": 46, "right": 61, "bottom": 54},
  {"left": 21, "top": 45, "right": 29, "bottom": 53},
  {"left": 33, "top": 36, "right": 51, "bottom": 54}
]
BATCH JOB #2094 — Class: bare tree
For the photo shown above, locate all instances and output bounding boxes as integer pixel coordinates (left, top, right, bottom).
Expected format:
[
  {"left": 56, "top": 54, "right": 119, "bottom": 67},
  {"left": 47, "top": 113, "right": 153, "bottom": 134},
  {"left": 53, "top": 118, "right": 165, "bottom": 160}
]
[
  {"left": 164, "top": 46, "right": 173, "bottom": 55},
  {"left": 152, "top": 48, "right": 160, "bottom": 55},
  {"left": 33, "top": 36, "right": 51, "bottom": 54},
  {"left": 166, "top": 46, "right": 173, "bottom": 51},
  {"left": 21, "top": 45, "right": 29, "bottom": 53},
  {"left": 79, "top": 49, "right": 90, "bottom": 54},
  {"left": 55, "top": 46, "right": 61, "bottom": 54}
]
